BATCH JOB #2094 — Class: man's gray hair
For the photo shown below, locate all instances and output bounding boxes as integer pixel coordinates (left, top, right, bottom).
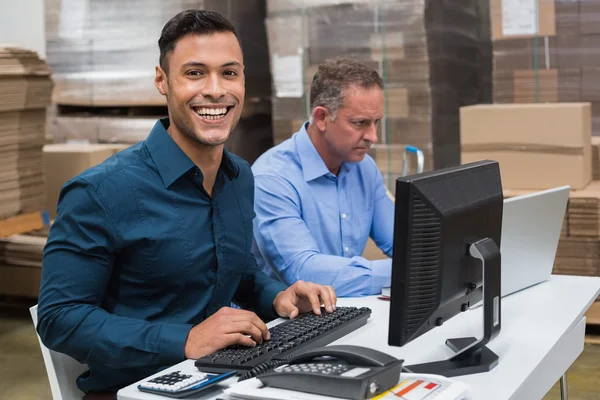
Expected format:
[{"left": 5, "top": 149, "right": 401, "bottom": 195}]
[{"left": 309, "top": 57, "right": 384, "bottom": 122}]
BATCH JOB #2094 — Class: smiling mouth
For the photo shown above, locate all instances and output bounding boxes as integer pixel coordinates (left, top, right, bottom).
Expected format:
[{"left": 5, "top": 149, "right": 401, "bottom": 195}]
[{"left": 191, "top": 106, "right": 234, "bottom": 121}]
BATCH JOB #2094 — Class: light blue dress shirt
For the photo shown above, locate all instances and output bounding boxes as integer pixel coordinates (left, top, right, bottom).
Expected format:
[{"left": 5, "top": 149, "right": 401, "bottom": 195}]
[{"left": 251, "top": 122, "right": 395, "bottom": 297}]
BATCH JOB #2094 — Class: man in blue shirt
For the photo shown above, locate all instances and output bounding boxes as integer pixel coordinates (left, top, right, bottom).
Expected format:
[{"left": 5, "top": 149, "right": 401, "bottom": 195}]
[
  {"left": 37, "top": 10, "right": 336, "bottom": 397},
  {"left": 252, "top": 58, "right": 395, "bottom": 298}
]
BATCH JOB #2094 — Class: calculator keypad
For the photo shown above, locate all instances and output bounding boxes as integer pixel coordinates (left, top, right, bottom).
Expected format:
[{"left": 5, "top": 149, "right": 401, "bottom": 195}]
[{"left": 140, "top": 371, "right": 208, "bottom": 393}]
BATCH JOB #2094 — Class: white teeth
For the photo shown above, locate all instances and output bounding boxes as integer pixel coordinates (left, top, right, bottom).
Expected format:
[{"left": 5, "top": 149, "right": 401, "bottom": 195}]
[{"left": 195, "top": 107, "right": 227, "bottom": 116}]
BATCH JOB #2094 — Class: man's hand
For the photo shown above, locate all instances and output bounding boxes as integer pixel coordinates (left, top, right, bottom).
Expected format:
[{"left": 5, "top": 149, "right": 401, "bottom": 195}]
[
  {"left": 184, "top": 307, "right": 270, "bottom": 359},
  {"left": 273, "top": 280, "right": 337, "bottom": 319}
]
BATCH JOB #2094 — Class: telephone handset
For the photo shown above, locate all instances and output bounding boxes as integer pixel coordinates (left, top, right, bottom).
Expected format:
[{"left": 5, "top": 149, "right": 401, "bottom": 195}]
[{"left": 257, "top": 345, "right": 403, "bottom": 400}]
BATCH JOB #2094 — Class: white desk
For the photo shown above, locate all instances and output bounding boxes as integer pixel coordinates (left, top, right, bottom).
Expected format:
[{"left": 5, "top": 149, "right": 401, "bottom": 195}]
[{"left": 118, "top": 275, "right": 600, "bottom": 400}]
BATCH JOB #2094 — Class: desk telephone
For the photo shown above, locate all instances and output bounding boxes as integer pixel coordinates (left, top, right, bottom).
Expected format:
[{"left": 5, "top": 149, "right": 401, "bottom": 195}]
[{"left": 256, "top": 345, "right": 403, "bottom": 400}]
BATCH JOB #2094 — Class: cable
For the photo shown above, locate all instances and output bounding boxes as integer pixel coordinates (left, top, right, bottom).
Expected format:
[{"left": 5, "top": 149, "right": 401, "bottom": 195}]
[{"left": 237, "top": 359, "right": 290, "bottom": 381}]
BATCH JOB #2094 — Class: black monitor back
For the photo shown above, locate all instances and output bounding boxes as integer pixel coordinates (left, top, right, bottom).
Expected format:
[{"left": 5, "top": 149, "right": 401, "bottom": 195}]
[{"left": 389, "top": 160, "right": 503, "bottom": 347}]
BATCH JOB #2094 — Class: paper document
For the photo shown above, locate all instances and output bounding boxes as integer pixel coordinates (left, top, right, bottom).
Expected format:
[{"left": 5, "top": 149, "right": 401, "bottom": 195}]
[
  {"left": 223, "top": 373, "right": 468, "bottom": 400},
  {"left": 372, "top": 373, "right": 469, "bottom": 400}
]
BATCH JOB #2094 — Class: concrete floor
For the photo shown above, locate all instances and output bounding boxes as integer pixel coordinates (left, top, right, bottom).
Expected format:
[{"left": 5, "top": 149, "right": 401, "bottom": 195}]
[{"left": 1, "top": 299, "right": 599, "bottom": 400}]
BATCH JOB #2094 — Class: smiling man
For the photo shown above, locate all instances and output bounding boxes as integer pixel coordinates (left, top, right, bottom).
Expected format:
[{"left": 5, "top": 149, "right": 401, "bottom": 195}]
[
  {"left": 252, "top": 58, "right": 395, "bottom": 297},
  {"left": 36, "top": 10, "right": 336, "bottom": 398}
]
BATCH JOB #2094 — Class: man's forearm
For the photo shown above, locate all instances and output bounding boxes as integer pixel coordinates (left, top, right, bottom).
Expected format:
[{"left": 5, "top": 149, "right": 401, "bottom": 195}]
[
  {"left": 282, "top": 253, "right": 392, "bottom": 297},
  {"left": 37, "top": 301, "right": 193, "bottom": 368}
]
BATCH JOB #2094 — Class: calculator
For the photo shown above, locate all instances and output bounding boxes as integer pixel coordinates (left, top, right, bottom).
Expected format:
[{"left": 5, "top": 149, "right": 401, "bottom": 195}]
[{"left": 138, "top": 370, "right": 236, "bottom": 398}]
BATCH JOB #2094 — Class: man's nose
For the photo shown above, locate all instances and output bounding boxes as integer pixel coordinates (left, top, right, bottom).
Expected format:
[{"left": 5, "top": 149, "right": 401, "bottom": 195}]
[
  {"left": 364, "top": 122, "right": 379, "bottom": 144},
  {"left": 201, "top": 74, "right": 227, "bottom": 99}
]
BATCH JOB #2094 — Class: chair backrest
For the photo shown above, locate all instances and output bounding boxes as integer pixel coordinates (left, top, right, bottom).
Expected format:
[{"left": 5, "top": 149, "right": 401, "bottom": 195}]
[{"left": 29, "top": 304, "right": 88, "bottom": 400}]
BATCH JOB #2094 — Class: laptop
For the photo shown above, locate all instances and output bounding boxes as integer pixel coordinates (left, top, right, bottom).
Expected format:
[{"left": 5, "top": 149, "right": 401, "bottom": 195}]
[{"left": 499, "top": 185, "right": 570, "bottom": 297}]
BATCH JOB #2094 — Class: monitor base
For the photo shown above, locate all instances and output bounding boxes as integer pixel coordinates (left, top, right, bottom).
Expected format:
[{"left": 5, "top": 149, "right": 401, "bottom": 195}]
[{"left": 404, "top": 342, "right": 499, "bottom": 377}]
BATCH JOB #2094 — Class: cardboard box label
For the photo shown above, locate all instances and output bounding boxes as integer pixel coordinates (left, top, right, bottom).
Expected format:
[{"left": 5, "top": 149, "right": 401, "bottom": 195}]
[
  {"left": 502, "top": 0, "right": 538, "bottom": 36},
  {"left": 272, "top": 51, "right": 304, "bottom": 98}
]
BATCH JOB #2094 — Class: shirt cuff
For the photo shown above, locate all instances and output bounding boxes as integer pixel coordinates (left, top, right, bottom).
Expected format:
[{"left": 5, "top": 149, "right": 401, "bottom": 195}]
[
  {"left": 370, "top": 259, "right": 392, "bottom": 295},
  {"left": 158, "top": 323, "right": 194, "bottom": 363},
  {"left": 259, "top": 280, "right": 289, "bottom": 320}
]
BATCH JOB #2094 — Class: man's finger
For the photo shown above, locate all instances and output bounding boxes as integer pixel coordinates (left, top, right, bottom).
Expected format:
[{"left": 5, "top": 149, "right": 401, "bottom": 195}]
[
  {"left": 237, "top": 320, "right": 265, "bottom": 345},
  {"left": 302, "top": 284, "right": 323, "bottom": 315},
  {"left": 317, "top": 285, "right": 335, "bottom": 313},
  {"left": 227, "top": 312, "right": 270, "bottom": 341},
  {"left": 277, "top": 297, "right": 300, "bottom": 319},
  {"left": 228, "top": 333, "right": 257, "bottom": 348},
  {"left": 327, "top": 285, "right": 337, "bottom": 311},
  {"left": 248, "top": 313, "right": 271, "bottom": 341}
]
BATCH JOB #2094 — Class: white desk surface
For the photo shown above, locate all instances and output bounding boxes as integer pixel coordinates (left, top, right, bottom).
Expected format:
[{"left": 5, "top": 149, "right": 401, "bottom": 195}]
[{"left": 118, "top": 275, "right": 600, "bottom": 400}]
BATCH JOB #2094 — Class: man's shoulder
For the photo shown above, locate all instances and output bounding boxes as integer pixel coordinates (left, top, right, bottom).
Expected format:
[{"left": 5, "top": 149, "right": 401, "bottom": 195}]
[
  {"left": 72, "top": 142, "right": 148, "bottom": 190},
  {"left": 252, "top": 136, "right": 301, "bottom": 178}
]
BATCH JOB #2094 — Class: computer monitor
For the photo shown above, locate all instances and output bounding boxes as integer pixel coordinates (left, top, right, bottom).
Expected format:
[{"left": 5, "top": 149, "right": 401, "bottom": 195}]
[{"left": 388, "top": 159, "right": 503, "bottom": 377}]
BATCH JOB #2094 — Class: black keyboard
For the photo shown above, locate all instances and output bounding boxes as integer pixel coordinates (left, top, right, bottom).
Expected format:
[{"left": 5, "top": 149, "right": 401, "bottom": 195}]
[{"left": 194, "top": 306, "right": 372, "bottom": 374}]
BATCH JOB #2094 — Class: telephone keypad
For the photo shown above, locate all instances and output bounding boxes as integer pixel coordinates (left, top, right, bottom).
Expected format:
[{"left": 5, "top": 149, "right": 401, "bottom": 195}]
[{"left": 277, "top": 363, "right": 349, "bottom": 376}]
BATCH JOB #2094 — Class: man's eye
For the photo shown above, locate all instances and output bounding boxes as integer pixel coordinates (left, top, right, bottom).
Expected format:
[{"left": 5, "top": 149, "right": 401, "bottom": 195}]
[
  {"left": 354, "top": 121, "right": 365, "bottom": 126},
  {"left": 223, "top": 70, "right": 238, "bottom": 76},
  {"left": 187, "top": 70, "right": 203, "bottom": 76}
]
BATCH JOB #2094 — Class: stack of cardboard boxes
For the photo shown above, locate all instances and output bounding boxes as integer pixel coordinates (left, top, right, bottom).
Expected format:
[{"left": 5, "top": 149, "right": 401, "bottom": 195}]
[
  {"left": 461, "top": 0, "right": 600, "bottom": 308},
  {"left": 0, "top": 48, "right": 53, "bottom": 297},
  {"left": 265, "top": 0, "right": 493, "bottom": 187},
  {"left": 490, "top": 0, "right": 600, "bottom": 134},
  {"left": 0, "top": 48, "right": 52, "bottom": 223}
]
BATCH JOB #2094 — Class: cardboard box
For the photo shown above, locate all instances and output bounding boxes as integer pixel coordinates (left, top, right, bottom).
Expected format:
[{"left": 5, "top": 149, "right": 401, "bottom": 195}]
[
  {"left": 460, "top": 103, "right": 592, "bottom": 190},
  {"left": 490, "top": 0, "right": 556, "bottom": 41},
  {"left": 493, "top": 68, "right": 582, "bottom": 104},
  {"left": 43, "top": 144, "right": 129, "bottom": 218}
]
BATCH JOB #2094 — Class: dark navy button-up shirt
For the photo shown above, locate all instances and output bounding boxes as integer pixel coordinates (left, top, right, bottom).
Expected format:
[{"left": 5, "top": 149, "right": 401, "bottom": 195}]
[{"left": 37, "top": 118, "right": 287, "bottom": 393}]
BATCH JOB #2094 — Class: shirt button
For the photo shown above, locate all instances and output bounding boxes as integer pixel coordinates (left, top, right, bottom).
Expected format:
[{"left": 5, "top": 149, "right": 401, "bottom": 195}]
[
  {"left": 344, "top": 247, "right": 349, "bottom": 253},
  {"left": 218, "top": 281, "right": 223, "bottom": 288},
  {"left": 194, "top": 168, "right": 199, "bottom": 176},
  {"left": 341, "top": 213, "right": 347, "bottom": 219}
]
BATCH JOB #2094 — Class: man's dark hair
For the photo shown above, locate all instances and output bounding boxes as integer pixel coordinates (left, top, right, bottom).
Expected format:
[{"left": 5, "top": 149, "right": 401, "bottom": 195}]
[
  {"left": 309, "top": 57, "right": 384, "bottom": 120},
  {"left": 158, "top": 9, "right": 240, "bottom": 74}
]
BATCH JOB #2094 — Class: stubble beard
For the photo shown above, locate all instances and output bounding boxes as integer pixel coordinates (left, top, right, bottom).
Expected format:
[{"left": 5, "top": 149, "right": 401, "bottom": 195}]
[{"left": 167, "top": 90, "right": 239, "bottom": 148}]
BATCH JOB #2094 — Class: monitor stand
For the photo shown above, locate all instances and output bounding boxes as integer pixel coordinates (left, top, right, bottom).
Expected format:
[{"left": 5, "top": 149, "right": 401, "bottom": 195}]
[{"left": 403, "top": 238, "right": 501, "bottom": 377}]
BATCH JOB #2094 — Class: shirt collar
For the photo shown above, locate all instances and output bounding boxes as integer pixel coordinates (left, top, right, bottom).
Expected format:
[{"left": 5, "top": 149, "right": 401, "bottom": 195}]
[
  {"left": 221, "top": 148, "right": 240, "bottom": 180},
  {"left": 296, "top": 122, "right": 334, "bottom": 182},
  {"left": 296, "top": 122, "right": 354, "bottom": 181},
  {"left": 145, "top": 118, "right": 239, "bottom": 188}
]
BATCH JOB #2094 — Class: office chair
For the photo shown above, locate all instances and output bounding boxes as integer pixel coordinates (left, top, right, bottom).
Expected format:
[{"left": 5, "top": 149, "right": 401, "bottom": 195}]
[{"left": 29, "top": 304, "right": 88, "bottom": 400}]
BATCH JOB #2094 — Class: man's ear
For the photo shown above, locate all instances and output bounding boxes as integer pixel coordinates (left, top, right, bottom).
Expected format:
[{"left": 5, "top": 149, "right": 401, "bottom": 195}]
[
  {"left": 312, "top": 106, "right": 330, "bottom": 132},
  {"left": 155, "top": 66, "right": 168, "bottom": 96}
]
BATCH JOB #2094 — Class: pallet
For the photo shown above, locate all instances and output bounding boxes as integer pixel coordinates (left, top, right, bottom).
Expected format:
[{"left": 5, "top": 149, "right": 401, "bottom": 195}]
[{"left": 0, "top": 211, "right": 48, "bottom": 238}]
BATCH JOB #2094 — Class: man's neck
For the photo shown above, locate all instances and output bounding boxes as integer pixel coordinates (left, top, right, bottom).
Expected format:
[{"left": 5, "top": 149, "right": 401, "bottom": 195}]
[
  {"left": 168, "top": 125, "right": 222, "bottom": 196},
  {"left": 306, "top": 123, "right": 342, "bottom": 176}
]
